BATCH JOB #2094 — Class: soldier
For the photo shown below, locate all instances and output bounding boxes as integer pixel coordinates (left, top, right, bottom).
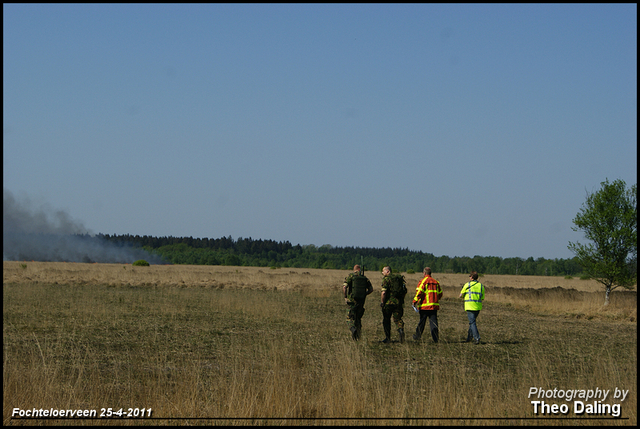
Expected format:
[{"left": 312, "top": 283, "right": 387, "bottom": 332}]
[
  {"left": 343, "top": 264, "right": 373, "bottom": 341},
  {"left": 380, "top": 266, "right": 407, "bottom": 343}
]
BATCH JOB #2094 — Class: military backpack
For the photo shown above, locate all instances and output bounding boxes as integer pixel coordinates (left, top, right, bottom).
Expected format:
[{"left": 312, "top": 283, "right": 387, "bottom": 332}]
[
  {"left": 387, "top": 273, "right": 407, "bottom": 300},
  {"left": 350, "top": 274, "right": 370, "bottom": 300}
]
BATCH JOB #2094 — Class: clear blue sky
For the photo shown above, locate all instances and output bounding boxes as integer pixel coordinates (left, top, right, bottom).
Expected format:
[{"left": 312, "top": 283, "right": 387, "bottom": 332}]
[{"left": 3, "top": 4, "right": 637, "bottom": 260}]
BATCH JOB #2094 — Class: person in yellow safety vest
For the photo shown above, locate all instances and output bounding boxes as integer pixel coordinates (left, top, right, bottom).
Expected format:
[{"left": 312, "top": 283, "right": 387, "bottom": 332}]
[
  {"left": 459, "top": 271, "right": 485, "bottom": 345},
  {"left": 411, "top": 267, "right": 443, "bottom": 343}
]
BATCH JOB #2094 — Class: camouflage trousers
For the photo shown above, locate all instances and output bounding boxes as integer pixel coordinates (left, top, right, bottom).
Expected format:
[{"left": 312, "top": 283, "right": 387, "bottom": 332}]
[
  {"left": 346, "top": 300, "right": 366, "bottom": 331},
  {"left": 381, "top": 302, "right": 404, "bottom": 338}
]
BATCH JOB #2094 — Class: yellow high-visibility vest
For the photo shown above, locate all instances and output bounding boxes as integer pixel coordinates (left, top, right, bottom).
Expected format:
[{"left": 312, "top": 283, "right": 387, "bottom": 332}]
[{"left": 460, "top": 281, "right": 485, "bottom": 311}]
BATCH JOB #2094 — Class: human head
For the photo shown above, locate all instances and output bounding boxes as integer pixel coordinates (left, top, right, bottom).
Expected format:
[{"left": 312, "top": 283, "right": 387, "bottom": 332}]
[
  {"left": 423, "top": 267, "right": 432, "bottom": 275},
  {"left": 382, "top": 266, "right": 391, "bottom": 276},
  {"left": 469, "top": 271, "right": 479, "bottom": 281},
  {"left": 353, "top": 265, "right": 361, "bottom": 273}
]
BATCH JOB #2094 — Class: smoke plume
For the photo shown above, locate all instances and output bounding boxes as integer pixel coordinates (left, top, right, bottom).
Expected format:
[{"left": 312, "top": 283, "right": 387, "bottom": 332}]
[{"left": 3, "top": 189, "right": 165, "bottom": 264}]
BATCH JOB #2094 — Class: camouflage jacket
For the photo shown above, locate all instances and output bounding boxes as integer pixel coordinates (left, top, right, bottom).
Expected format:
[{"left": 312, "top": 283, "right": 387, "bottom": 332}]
[{"left": 381, "top": 273, "right": 407, "bottom": 306}]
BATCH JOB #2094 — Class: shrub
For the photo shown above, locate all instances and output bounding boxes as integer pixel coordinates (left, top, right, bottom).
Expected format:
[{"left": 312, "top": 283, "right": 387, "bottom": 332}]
[{"left": 133, "top": 260, "right": 150, "bottom": 267}]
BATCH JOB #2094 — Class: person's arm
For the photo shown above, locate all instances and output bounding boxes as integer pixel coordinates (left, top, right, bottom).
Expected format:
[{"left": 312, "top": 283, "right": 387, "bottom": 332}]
[
  {"left": 459, "top": 283, "right": 466, "bottom": 299},
  {"left": 413, "top": 278, "right": 425, "bottom": 305},
  {"left": 366, "top": 279, "right": 373, "bottom": 296}
]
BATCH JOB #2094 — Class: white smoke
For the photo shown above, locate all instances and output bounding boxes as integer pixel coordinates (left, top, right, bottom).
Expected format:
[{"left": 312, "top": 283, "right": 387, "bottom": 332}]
[{"left": 3, "top": 189, "right": 165, "bottom": 264}]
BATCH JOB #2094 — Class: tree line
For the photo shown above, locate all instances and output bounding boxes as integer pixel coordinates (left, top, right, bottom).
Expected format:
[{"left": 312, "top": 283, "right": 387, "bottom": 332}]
[{"left": 97, "top": 233, "right": 584, "bottom": 276}]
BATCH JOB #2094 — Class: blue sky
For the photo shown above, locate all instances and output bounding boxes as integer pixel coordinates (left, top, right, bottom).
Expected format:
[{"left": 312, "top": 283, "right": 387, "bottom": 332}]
[{"left": 3, "top": 4, "right": 637, "bottom": 260}]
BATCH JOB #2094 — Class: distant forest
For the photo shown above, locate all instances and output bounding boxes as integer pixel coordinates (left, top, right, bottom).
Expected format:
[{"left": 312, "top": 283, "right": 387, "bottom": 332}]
[{"left": 98, "top": 234, "right": 585, "bottom": 276}]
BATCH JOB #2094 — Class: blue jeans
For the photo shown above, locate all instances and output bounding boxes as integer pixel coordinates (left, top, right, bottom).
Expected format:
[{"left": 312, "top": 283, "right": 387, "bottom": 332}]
[{"left": 466, "top": 310, "right": 480, "bottom": 342}]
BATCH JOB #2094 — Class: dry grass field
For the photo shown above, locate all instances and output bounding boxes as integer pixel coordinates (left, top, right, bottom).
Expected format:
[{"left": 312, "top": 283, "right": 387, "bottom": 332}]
[
  {"left": 0, "top": 261, "right": 613, "bottom": 292},
  {"left": 3, "top": 262, "right": 637, "bottom": 425}
]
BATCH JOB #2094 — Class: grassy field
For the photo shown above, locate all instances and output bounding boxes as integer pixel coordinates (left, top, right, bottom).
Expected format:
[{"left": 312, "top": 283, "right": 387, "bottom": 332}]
[{"left": 3, "top": 262, "right": 637, "bottom": 425}]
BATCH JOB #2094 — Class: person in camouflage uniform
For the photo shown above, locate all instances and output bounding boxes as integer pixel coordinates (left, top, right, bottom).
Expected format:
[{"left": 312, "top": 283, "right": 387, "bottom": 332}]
[
  {"left": 343, "top": 264, "right": 373, "bottom": 341},
  {"left": 379, "top": 266, "right": 407, "bottom": 343}
]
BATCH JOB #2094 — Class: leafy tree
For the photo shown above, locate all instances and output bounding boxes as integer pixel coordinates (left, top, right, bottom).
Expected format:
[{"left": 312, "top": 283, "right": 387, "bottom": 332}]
[
  {"left": 224, "top": 254, "right": 242, "bottom": 266},
  {"left": 568, "top": 179, "right": 637, "bottom": 305}
]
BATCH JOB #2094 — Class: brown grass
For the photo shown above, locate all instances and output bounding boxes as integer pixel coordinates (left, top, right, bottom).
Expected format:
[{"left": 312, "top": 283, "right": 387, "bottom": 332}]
[
  {"left": 3, "top": 262, "right": 637, "bottom": 425},
  {"left": 4, "top": 262, "right": 633, "bottom": 320},
  {"left": 2, "top": 261, "right": 616, "bottom": 291}
]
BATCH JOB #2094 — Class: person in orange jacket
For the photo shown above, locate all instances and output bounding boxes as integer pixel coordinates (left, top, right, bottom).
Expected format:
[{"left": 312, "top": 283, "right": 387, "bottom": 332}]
[{"left": 412, "top": 267, "right": 443, "bottom": 343}]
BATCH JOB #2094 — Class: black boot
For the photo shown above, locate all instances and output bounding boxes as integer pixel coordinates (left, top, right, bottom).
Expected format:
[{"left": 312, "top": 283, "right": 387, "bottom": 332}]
[{"left": 350, "top": 326, "right": 358, "bottom": 341}]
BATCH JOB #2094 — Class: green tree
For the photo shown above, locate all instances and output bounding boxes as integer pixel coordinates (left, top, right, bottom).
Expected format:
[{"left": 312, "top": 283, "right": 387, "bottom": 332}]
[
  {"left": 568, "top": 179, "right": 637, "bottom": 305},
  {"left": 224, "top": 254, "right": 242, "bottom": 266}
]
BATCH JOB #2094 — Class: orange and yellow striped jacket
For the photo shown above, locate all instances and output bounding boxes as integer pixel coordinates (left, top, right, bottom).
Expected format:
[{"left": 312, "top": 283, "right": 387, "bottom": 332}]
[{"left": 412, "top": 275, "right": 442, "bottom": 310}]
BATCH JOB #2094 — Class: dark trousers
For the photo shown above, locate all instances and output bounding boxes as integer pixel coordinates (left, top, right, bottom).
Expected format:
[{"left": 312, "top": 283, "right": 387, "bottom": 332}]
[
  {"left": 382, "top": 303, "right": 404, "bottom": 339},
  {"left": 415, "top": 309, "right": 439, "bottom": 343},
  {"left": 347, "top": 300, "right": 366, "bottom": 331}
]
